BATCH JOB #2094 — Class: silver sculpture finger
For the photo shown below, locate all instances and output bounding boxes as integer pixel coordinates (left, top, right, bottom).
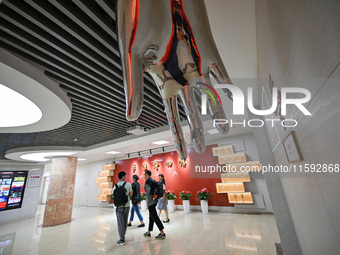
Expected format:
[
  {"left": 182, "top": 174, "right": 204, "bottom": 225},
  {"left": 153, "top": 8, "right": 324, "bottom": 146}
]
[
  {"left": 117, "top": 0, "right": 232, "bottom": 160},
  {"left": 195, "top": 80, "right": 229, "bottom": 135},
  {"left": 178, "top": 86, "right": 205, "bottom": 154},
  {"left": 117, "top": 0, "right": 144, "bottom": 121},
  {"left": 164, "top": 96, "right": 187, "bottom": 160}
]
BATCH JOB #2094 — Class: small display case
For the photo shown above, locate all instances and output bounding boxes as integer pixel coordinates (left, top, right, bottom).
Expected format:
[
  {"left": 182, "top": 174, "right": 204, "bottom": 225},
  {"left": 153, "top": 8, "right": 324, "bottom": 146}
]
[
  {"left": 212, "top": 145, "right": 234, "bottom": 156},
  {"left": 221, "top": 172, "right": 250, "bottom": 183},
  {"left": 225, "top": 161, "right": 261, "bottom": 173},
  {"left": 98, "top": 182, "right": 113, "bottom": 189},
  {"left": 99, "top": 170, "right": 114, "bottom": 177},
  {"left": 218, "top": 152, "right": 247, "bottom": 164},
  {"left": 216, "top": 182, "right": 245, "bottom": 193},
  {"left": 227, "top": 192, "right": 253, "bottom": 204},
  {"left": 98, "top": 195, "right": 111, "bottom": 202}
]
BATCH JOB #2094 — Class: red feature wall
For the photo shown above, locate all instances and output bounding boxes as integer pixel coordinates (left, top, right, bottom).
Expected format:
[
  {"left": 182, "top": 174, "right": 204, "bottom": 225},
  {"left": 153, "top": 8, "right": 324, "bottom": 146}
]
[{"left": 114, "top": 145, "right": 233, "bottom": 207}]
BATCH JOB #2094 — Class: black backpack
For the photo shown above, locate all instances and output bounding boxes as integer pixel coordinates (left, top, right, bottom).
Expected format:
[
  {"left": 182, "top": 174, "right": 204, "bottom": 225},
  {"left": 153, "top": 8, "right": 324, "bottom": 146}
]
[
  {"left": 153, "top": 181, "right": 164, "bottom": 200},
  {"left": 113, "top": 182, "right": 128, "bottom": 207}
]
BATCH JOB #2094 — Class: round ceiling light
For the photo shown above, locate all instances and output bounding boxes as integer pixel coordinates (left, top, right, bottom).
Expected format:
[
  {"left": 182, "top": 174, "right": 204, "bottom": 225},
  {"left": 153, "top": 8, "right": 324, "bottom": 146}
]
[
  {"left": 0, "top": 84, "right": 42, "bottom": 127},
  {"left": 20, "top": 152, "right": 77, "bottom": 162}
]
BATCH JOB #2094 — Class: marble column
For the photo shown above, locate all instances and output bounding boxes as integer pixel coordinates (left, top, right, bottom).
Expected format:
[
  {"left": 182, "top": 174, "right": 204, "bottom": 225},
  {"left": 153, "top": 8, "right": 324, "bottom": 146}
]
[{"left": 43, "top": 156, "right": 77, "bottom": 227}]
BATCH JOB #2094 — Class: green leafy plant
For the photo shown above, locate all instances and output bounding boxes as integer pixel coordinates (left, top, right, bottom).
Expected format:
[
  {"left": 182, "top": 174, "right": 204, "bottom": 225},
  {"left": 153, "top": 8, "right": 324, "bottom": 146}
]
[
  {"left": 179, "top": 190, "right": 192, "bottom": 200},
  {"left": 166, "top": 190, "right": 177, "bottom": 200},
  {"left": 197, "top": 188, "right": 213, "bottom": 201}
]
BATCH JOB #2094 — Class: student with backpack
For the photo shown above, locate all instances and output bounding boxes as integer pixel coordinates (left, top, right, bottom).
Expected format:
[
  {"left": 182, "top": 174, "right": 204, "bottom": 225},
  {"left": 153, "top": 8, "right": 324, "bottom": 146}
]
[
  {"left": 112, "top": 171, "right": 133, "bottom": 246},
  {"left": 143, "top": 170, "right": 166, "bottom": 240},
  {"left": 127, "top": 174, "right": 145, "bottom": 227}
]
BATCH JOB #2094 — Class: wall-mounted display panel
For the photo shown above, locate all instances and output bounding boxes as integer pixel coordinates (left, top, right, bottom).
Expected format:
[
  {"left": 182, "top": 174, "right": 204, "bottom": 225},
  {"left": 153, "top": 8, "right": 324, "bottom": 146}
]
[
  {"left": 227, "top": 192, "right": 253, "bottom": 204},
  {"left": 221, "top": 172, "right": 250, "bottom": 183},
  {"left": 103, "top": 164, "right": 115, "bottom": 171},
  {"left": 218, "top": 152, "right": 247, "bottom": 164},
  {"left": 100, "top": 188, "right": 112, "bottom": 195},
  {"left": 95, "top": 177, "right": 111, "bottom": 183},
  {"left": 98, "top": 170, "right": 114, "bottom": 177},
  {"left": 225, "top": 161, "right": 262, "bottom": 173},
  {"left": 216, "top": 182, "right": 245, "bottom": 193},
  {"left": 98, "top": 182, "right": 113, "bottom": 189},
  {"left": 0, "top": 171, "right": 28, "bottom": 211},
  {"left": 212, "top": 145, "right": 234, "bottom": 156},
  {"left": 98, "top": 195, "right": 111, "bottom": 202}
]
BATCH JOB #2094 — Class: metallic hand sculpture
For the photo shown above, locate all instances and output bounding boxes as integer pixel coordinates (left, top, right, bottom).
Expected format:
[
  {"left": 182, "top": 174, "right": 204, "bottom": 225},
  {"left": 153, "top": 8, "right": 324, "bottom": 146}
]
[{"left": 117, "top": 0, "right": 232, "bottom": 160}]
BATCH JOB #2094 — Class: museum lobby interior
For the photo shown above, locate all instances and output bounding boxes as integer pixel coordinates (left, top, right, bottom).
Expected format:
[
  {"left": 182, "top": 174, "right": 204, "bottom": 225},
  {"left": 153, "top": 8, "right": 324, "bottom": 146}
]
[{"left": 0, "top": 0, "right": 339, "bottom": 254}]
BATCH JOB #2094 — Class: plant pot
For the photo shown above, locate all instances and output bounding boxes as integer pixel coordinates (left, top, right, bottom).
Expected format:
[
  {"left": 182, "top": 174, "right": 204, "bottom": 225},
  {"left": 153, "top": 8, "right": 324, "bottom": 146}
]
[
  {"left": 168, "top": 200, "right": 175, "bottom": 212},
  {"left": 200, "top": 200, "right": 208, "bottom": 214},
  {"left": 141, "top": 200, "right": 147, "bottom": 211},
  {"left": 183, "top": 200, "right": 190, "bottom": 214}
]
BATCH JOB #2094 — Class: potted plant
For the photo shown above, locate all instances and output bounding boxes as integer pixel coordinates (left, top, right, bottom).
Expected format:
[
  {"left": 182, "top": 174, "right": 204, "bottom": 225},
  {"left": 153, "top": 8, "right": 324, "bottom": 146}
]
[
  {"left": 140, "top": 192, "right": 147, "bottom": 211},
  {"left": 165, "top": 190, "right": 177, "bottom": 212},
  {"left": 179, "top": 190, "right": 192, "bottom": 213},
  {"left": 197, "top": 188, "right": 213, "bottom": 214}
]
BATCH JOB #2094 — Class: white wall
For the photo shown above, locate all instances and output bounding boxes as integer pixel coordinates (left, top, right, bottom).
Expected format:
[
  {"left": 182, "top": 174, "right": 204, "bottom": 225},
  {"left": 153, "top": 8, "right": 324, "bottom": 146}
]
[
  {"left": 256, "top": 0, "right": 340, "bottom": 254},
  {"left": 205, "top": 0, "right": 257, "bottom": 79},
  {"left": 73, "top": 159, "right": 113, "bottom": 207},
  {"left": 0, "top": 164, "right": 44, "bottom": 222}
]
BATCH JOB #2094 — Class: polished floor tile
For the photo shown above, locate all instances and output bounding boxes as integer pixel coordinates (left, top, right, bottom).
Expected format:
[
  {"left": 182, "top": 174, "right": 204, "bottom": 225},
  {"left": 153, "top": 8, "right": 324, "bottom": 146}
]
[{"left": 0, "top": 206, "right": 280, "bottom": 255}]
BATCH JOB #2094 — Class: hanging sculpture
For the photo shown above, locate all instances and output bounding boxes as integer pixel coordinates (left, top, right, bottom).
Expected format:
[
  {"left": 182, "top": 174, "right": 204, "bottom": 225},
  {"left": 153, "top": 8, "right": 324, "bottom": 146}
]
[{"left": 117, "top": 0, "right": 232, "bottom": 160}]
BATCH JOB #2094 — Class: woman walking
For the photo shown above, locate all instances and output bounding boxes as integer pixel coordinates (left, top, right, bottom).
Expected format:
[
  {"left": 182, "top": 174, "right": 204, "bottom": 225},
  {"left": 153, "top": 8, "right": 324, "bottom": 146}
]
[
  {"left": 127, "top": 175, "right": 145, "bottom": 227},
  {"left": 157, "top": 174, "right": 170, "bottom": 223}
]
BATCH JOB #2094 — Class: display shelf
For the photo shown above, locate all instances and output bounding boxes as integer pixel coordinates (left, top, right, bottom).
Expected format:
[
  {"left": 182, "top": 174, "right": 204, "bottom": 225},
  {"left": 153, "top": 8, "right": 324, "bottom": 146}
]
[
  {"left": 99, "top": 170, "right": 114, "bottom": 177},
  {"left": 103, "top": 164, "right": 115, "bottom": 171},
  {"left": 216, "top": 182, "right": 245, "bottom": 193},
  {"left": 212, "top": 145, "right": 234, "bottom": 156},
  {"left": 98, "top": 182, "right": 113, "bottom": 189},
  {"left": 98, "top": 194, "right": 111, "bottom": 202},
  {"left": 97, "top": 164, "right": 115, "bottom": 202},
  {"left": 100, "top": 188, "right": 113, "bottom": 195},
  {"left": 225, "top": 161, "right": 261, "bottom": 172},
  {"left": 218, "top": 152, "right": 247, "bottom": 164},
  {"left": 227, "top": 192, "right": 253, "bottom": 204},
  {"left": 221, "top": 172, "right": 250, "bottom": 183},
  {"left": 95, "top": 176, "right": 111, "bottom": 183}
]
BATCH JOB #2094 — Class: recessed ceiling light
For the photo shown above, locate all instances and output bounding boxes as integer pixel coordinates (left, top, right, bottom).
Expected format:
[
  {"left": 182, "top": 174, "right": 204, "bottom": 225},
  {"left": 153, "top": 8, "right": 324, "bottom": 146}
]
[
  {"left": 105, "top": 151, "right": 121, "bottom": 155},
  {"left": 20, "top": 152, "right": 77, "bottom": 162},
  {"left": 152, "top": 140, "right": 169, "bottom": 145},
  {"left": 77, "top": 158, "right": 87, "bottom": 161},
  {"left": 0, "top": 83, "right": 42, "bottom": 127}
]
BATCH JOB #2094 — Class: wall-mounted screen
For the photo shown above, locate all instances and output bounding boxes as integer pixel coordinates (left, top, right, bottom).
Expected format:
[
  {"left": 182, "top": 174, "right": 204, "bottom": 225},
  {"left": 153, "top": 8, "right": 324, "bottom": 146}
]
[{"left": 0, "top": 171, "right": 28, "bottom": 211}]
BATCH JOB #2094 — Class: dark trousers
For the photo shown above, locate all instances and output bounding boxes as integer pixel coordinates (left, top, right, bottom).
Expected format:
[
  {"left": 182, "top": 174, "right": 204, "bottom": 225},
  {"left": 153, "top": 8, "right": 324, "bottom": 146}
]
[
  {"left": 116, "top": 206, "right": 130, "bottom": 241},
  {"left": 148, "top": 203, "right": 164, "bottom": 232}
]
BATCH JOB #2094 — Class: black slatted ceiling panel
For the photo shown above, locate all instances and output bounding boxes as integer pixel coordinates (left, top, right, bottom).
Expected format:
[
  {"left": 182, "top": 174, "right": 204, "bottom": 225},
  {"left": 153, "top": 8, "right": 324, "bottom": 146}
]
[{"left": 0, "top": 0, "right": 186, "bottom": 160}]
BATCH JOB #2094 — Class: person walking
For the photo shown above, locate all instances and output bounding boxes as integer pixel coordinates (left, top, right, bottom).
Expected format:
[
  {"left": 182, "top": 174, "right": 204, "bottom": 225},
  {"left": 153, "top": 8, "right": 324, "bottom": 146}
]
[
  {"left": 143, "top": 170, "right": 166, "bottom": 240},
  {"left": 157, "top": 174, "right": 170, "bottom": 223},
  {"left": 127, "top": 174, "right": 145, "bottom": 227},
  {"left": 112, "top": 171, "right": 133, "bottom": 246}
]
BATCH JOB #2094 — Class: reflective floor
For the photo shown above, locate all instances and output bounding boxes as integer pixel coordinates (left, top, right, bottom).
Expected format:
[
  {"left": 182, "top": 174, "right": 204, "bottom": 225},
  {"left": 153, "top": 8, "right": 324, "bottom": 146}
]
[{"left": 0, "top": 205, "right": 280, "bottom": 255}]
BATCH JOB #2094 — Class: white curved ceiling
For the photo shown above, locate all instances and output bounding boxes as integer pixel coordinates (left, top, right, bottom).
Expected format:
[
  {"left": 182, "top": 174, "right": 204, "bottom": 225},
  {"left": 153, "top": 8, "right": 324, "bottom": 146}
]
[{"left": 0, "top": 48, "right": 72, "bottom": 133}]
